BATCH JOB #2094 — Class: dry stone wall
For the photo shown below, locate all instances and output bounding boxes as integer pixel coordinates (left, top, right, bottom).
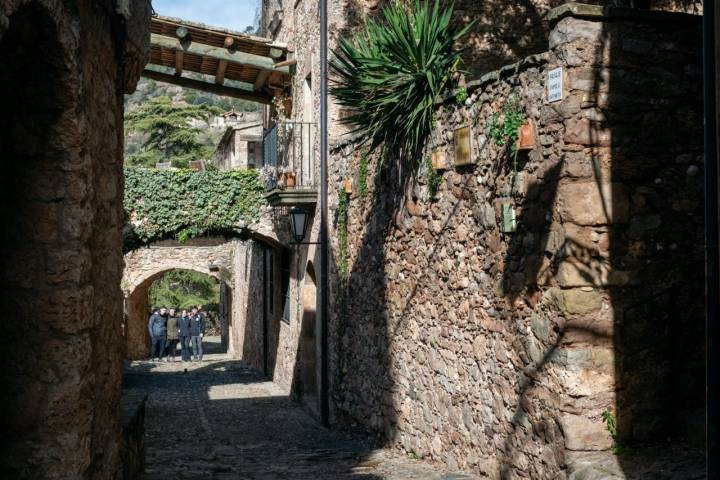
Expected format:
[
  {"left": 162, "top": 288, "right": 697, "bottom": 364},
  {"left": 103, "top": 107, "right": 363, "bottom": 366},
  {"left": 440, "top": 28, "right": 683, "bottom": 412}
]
[{"left": 327, "top": 6, "right": 703, "bottom": 478}]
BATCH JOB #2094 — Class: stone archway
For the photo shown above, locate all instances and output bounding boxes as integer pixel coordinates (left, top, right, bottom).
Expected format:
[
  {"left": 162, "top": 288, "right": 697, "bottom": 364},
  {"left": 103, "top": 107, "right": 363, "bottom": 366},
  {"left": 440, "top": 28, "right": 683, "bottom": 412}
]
[{"left": 122, "top": 237, "right": 235, "bottom": 359}]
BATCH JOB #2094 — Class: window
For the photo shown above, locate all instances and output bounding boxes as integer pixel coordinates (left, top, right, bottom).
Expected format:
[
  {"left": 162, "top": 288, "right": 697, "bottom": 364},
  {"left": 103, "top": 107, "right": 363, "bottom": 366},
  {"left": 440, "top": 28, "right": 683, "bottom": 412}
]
[{"left": 281, "top": 249, "right": 291, "bottom": 323}]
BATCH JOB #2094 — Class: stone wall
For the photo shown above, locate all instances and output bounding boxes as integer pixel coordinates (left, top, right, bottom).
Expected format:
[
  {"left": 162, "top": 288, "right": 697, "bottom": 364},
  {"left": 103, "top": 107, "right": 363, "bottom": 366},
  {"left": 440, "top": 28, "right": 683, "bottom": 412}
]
[
  {"left": 326, "top": 5, "right": 703, "bottom": 478},
  {"left": 0, "top": 0, "right": 149, "bottom": 477},
  {"left": 229, "top": 237, "right": 314, "bottom": 404}
]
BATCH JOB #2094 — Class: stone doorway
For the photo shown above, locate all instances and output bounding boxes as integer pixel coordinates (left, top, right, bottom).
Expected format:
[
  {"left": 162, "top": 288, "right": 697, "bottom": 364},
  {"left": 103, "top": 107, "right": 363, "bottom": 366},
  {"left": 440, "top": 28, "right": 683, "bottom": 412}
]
[{"left": 298, "top": 261, "right": 319, "bottom": 415}]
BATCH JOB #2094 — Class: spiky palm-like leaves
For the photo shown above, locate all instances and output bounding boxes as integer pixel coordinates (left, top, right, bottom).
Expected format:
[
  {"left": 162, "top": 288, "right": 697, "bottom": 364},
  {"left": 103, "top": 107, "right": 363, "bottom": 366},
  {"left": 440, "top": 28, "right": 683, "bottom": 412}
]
[{"left": 330, "top": 1, "right": 471, "bottom": 158}]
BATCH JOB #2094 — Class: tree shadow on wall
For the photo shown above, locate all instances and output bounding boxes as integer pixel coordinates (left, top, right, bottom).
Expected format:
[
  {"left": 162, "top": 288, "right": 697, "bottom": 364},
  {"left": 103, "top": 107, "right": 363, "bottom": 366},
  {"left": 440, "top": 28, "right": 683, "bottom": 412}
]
[
  {"left": 591, "top": 9, "right": 706, "bottom": 473},
  {"left": 499, "top": 5, "right": 705, "bottom": 477},
  {"left": 331, "top": 135, "right": 458, "bottom": 441}
]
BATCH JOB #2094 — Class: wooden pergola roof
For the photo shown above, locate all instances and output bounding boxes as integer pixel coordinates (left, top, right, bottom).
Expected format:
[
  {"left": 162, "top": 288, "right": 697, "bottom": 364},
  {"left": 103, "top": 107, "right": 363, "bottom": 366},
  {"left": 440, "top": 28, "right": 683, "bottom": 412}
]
[{"left": 144, "top": 15, "right": 293, "bottom": 104}]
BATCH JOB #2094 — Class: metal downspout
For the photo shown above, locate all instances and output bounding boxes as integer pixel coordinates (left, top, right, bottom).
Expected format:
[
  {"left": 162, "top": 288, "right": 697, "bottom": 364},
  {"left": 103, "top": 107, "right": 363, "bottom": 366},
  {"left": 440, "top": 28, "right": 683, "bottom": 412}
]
[{"left": 319, "top": 0, "right": 330, "bottom": 427}]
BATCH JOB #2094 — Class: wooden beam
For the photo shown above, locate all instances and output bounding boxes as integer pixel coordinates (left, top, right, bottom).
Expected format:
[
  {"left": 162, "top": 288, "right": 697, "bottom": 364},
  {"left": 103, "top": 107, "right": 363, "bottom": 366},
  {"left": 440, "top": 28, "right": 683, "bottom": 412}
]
[
  {"left": 151, "top": 33, "right": 290, "bottom": 75},
  {"left": 216, "top": 60, "right": 228, "bottom": 85},
  {"left": 273, "top": 58, "right": 296, "bottom": 69},
  {"left": 253, "top": 70, "right": 270, "bottom": 91},
  {"left": 175, "top": 51, "right": 184, "bottom": 76},
  {"left": 142, "top": 69, "right": 273, "bottom": 104},
  {"left": 152, "top": 16, "right": 289, "bottom": 50}
]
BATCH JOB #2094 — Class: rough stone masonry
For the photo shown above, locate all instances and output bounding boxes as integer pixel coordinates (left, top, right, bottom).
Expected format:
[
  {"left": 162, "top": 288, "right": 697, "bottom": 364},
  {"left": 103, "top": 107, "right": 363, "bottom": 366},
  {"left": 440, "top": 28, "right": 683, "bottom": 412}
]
[
  {"left": 327, "top": 5, "right": 704, "bottom": 478},
  {"left": 0, "top": 1, "right": 149, "bottom": 478}
]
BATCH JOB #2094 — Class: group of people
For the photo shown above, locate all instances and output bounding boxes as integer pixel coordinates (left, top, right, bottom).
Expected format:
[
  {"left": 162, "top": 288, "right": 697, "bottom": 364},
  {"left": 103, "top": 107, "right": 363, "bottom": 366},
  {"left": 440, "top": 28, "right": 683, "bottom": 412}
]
[{"left": 147, "top": 306, "right": 206, "bottom": 362}]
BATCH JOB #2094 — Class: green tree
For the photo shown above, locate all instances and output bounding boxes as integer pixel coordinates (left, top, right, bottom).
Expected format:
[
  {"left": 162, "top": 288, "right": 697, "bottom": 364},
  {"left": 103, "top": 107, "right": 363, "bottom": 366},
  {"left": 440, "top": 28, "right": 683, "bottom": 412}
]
[
  {"left": 149, "top": 269, "right": 220, "bottom": 311},
  {"left": 124, "top": 96, "right": 223, "bottom": 168}
]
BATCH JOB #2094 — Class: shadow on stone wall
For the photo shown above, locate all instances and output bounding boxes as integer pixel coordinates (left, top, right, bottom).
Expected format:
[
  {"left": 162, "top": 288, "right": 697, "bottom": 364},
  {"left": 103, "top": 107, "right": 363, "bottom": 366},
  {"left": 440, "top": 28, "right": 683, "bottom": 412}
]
[
  {"left": 327, "top": 5, "right": 706, "bottom": 478},
  {"left": 593, "top": 9, "right": 706, "bottom": 463},
  {"left": 0, "top": 5, "right": 74, "bottom": 476},
  {"left": 499, "top": 6, "right": 705, "bottom": 476}
]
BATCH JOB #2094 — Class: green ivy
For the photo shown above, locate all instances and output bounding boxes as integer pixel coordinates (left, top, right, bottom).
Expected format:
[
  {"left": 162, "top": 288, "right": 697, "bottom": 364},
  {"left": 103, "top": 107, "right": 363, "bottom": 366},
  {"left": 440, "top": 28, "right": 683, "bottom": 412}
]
[
  {"left": 337, "top": 191, "right": 350, "bottom": 279},
  {"left": 601, "top": 410, "right": 627, "bottom": 454},
  {"left": 123, "top": 168, "right": 265, "bottom": 250},
  {"left": 455, "top": 86, "right": 468, "bottom": 104},
  {"left": 358, "top": 151, "right": 369, "bottom": 198},
  {"left": 424, "top": 156, "right": 442, "bottom": 201},
  {"left": 488, "top": 94, "right": 525, "bottom": 152}
]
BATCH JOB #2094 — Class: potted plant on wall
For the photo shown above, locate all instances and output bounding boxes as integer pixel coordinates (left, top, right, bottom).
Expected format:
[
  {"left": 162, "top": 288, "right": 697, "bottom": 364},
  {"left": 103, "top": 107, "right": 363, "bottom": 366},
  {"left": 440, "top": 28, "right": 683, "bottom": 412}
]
[{"left": 285, "top": 170, "right": 296, "bottom": 188}]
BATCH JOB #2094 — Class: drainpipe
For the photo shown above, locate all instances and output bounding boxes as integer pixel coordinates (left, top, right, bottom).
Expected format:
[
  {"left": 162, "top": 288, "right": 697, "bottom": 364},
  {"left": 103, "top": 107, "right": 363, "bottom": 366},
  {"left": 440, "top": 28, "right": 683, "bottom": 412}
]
[
  {"left": 703, "top": 1, "right": 718, "bottom": 477},
  {"left": 319, "top": 0, "right": 330, "bottom": 426}
]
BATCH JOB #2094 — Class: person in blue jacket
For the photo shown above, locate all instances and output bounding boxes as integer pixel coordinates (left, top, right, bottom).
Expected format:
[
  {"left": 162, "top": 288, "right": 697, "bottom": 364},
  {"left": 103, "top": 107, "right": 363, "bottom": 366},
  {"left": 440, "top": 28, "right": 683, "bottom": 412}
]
[
  {"left": 147, "top": 307, "right": 168, "bottom": 362},
  {"left": 177, "top": 309, "right": 192, "bottom": 362},
  {"left": 189, "top": 306, "right": 206, "bottom": 361}
]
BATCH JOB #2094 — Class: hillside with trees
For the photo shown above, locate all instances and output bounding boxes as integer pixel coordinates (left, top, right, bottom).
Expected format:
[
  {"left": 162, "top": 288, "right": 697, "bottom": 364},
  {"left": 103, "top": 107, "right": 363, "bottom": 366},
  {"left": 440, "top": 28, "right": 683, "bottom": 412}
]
[{"left": 124, "top": 78, "right": 260, "bottom": 168}]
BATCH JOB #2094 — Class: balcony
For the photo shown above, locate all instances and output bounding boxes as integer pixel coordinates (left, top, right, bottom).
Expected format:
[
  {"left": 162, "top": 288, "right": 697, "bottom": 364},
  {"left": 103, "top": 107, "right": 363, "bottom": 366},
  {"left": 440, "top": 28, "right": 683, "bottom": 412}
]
[{"left": 262, "top": 121, "right": 318, "bottom": 207}]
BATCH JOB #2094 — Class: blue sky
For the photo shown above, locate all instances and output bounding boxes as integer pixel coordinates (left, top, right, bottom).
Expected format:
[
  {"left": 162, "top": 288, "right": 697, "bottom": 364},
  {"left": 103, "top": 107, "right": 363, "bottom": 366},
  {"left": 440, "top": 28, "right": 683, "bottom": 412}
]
[{"left": 152, "top": 0, "right": 259, "bottom": 32}]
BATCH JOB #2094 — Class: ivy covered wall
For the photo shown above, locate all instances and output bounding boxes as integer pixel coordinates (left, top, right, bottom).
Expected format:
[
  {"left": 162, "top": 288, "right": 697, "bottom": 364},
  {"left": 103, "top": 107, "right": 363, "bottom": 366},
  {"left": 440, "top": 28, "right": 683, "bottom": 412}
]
[{"left": 123, "top": 168, "right": 265, "bottom": 250}]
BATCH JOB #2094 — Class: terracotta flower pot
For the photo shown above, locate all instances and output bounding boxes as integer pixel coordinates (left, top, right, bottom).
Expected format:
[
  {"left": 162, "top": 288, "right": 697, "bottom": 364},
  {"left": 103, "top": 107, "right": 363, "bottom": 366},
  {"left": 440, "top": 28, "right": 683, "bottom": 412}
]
[
  {"left": 285, "top": 172, "right": 296, "bottom": 188},
  {"left": 517, "top": 122, "right": 535, "bottom": 151}
]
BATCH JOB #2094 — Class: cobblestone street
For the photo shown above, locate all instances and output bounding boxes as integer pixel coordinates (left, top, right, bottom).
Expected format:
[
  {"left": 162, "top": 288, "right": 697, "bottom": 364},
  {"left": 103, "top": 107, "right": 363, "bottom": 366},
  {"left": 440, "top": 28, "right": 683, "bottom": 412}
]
[{"left": 123, "top": 338, "right": 466, "bottom": 480}]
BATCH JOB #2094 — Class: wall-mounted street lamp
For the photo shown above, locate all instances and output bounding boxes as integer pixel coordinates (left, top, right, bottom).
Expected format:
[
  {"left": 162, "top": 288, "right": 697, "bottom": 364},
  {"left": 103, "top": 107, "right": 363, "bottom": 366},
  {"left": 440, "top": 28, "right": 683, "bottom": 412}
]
[{"left": 289, "top": 206, "right": 310, "bottom": 244}]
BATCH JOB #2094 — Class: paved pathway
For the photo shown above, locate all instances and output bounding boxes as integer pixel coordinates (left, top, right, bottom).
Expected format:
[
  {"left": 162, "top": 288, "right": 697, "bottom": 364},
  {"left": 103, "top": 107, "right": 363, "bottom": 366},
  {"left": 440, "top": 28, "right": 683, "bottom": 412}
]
[{"left": 123, "top": 338, "right": 469, "bottom": 480}]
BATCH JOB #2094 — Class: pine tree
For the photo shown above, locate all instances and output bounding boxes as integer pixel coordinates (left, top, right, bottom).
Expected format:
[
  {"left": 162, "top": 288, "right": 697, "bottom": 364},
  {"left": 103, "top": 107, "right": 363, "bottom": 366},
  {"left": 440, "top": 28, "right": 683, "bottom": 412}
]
[{"left": 124, "top": 96, "right": 223, "bottom": 168}]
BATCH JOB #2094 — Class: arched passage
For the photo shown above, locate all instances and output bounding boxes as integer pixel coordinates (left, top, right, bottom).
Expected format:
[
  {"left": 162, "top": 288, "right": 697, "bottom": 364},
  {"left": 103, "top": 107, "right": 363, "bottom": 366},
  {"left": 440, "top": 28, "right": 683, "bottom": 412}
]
[
  {"left": 125, "top": 268, "right": 231, "bottom": 359},
  {"left": 122, "top": 238, "right": 236, "bottom": 359}
]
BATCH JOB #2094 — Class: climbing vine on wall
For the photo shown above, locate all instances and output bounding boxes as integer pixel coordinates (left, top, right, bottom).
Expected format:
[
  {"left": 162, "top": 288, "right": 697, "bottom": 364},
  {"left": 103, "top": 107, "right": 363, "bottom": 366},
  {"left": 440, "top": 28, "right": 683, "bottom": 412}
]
[
  {"left": 336, "top": 190, "right": 350, "bottom": 279},
  {"left": 357, "top": 151, "right": 369, "bottom": 198},
  {"left": 123, "top": 168, "right": 265, "bottom": 250},
  {"left": 424, "top": 156, "right": 442, "bottom": 201},
  {"left": 488, "top": 94, "right": 525, "bottom": 152}
]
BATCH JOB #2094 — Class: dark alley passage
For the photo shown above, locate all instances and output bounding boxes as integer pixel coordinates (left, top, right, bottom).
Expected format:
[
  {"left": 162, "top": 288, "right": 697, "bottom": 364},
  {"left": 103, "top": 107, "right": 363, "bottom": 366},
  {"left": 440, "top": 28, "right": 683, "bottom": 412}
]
[{"left": 122, "top": 337, "right": 458, "bottom": 480}]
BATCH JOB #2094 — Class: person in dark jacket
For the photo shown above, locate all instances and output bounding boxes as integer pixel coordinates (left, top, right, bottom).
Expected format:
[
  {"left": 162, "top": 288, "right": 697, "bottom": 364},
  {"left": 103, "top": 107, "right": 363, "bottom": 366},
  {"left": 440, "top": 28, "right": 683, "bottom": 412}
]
[
  {"left": 177, "top": 309, "right": 192, "bottom": 362},
  {"left": 165, "top": 308, "right": 180, "bottom": 362},
  {"left": 189, "top": 306, "right": 206, "bottom": 361},
  {"left": 148, "top": 307, "right": 167, "bottom": 362}
]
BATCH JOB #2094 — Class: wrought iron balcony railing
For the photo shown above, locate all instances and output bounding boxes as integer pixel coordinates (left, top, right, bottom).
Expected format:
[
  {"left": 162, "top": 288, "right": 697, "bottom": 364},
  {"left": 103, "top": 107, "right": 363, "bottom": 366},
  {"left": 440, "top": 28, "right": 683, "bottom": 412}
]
[{"left": 262, "top": 121, "right": 317, "bottom": 191}]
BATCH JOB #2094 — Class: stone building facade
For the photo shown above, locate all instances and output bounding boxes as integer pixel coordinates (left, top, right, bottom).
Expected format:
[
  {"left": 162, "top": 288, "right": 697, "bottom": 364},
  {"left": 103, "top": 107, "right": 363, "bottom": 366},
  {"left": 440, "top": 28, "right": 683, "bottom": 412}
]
[
  {"left": 0, "top": 0, "right": 149, "bottom": 478},
  {"left": 211, "top": 115, "right": 264, "bottom": 171},
  {"left": 250, "top": 0, "right": 707, "bottom": 478}
]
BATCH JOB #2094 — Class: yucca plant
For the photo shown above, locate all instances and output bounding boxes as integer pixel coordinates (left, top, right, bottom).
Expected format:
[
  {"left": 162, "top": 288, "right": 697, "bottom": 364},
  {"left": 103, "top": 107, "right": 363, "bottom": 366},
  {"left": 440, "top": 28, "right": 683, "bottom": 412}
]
[{"left": 330, "top": 0, "right": 472, "bottom": 158}]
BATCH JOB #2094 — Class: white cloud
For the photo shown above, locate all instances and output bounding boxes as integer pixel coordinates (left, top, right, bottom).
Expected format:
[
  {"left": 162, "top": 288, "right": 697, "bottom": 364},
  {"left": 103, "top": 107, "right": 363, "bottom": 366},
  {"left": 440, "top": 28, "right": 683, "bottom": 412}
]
[{"left": 152, "top": 0, "right": 259, "bottom": 32}]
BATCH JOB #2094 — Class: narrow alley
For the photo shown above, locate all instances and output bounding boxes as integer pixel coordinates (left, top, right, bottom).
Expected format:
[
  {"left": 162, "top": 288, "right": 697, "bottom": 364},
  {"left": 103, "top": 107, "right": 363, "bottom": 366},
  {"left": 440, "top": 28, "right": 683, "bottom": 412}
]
[{"left": 123, "top": 337, "right": 466, "bottom": 480}]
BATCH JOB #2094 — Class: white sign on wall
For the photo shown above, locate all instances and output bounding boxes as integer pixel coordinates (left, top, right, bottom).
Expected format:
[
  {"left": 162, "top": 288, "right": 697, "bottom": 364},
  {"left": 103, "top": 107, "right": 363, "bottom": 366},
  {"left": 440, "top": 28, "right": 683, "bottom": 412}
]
[{"left": 547, "top": 67, "right": 563, "bottom": 103}]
